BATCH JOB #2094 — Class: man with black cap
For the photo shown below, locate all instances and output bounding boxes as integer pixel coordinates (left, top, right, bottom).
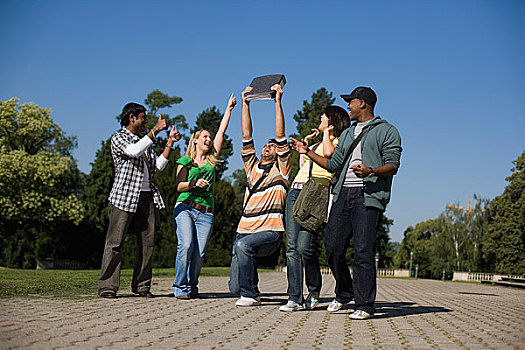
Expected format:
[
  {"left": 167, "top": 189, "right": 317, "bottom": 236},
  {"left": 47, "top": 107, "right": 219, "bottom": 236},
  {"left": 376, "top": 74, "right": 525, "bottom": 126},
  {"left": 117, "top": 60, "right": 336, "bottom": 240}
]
[{"left": 290, "top": 86, "right": 402, "bottom": 319}]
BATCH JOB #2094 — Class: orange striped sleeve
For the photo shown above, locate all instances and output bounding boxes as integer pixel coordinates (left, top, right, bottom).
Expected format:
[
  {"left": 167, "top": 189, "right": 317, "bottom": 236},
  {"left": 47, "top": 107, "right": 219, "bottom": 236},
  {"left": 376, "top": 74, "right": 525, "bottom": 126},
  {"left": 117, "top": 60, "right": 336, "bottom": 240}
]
[{"left": 275, "top": 137, "right": 291, "bottom": 179}]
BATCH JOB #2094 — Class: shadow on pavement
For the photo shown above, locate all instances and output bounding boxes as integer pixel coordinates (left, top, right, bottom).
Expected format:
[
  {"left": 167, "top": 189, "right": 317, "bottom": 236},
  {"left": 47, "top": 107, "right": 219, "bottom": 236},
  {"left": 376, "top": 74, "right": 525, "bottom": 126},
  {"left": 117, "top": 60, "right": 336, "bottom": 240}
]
[{"left": 374, "top": 301, "right": 453, "bottom": 318}]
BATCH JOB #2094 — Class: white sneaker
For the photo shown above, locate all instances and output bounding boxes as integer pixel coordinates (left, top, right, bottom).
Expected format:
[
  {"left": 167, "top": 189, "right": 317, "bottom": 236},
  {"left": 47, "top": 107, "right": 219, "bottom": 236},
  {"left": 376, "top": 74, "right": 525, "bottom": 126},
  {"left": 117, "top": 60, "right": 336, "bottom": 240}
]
[
  {"left": 235, "top": 296, "right": 261, "bottom": 307},
  {"left": 327, "top": 299, "right": 344, "bottom": 313},
  {"left": 349, "top": 310, "right": 372, "bottom": 320},
  {"left": 279, "top": 300, "right": 302, "bottom": 312},
  {"left": 304, "top": 294, "right": 319, "bottom": 310}
]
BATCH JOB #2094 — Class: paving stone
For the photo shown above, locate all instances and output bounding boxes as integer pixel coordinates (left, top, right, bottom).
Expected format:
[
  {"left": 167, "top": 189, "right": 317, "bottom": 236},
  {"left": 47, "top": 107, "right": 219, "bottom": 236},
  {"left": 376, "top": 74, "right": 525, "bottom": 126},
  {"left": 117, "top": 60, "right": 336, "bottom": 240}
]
[{"left": 1, "top": 272, "right": 524, "bottom": 349}]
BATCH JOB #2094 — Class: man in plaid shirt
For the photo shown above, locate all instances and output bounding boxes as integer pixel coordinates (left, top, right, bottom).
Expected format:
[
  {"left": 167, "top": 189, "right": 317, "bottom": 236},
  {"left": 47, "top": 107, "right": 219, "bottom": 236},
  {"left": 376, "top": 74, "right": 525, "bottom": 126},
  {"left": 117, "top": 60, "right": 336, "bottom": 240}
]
[{"left": 98, "top": 102, "right": 181, "bottom": 298}]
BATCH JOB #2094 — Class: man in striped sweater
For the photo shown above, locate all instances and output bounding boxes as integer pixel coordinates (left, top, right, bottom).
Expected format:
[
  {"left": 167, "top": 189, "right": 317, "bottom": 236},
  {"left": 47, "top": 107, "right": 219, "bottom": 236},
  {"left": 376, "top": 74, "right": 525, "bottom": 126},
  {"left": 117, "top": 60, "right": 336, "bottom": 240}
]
[{"left": 229, "top": 84, "right": 291, "bottom": 307}]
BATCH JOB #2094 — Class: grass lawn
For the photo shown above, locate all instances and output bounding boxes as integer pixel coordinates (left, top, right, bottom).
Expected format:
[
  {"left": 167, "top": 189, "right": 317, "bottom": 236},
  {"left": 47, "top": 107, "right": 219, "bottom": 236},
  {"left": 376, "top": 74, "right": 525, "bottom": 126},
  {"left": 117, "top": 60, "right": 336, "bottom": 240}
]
[{"left": 0, "top": 267, "right": 230, "bottom": 298}]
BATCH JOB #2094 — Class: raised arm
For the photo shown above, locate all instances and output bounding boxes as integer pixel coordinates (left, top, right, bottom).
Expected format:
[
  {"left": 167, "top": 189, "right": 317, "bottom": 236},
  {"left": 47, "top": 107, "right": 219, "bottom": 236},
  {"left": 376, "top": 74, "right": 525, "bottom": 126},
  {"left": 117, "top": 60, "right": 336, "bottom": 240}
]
[
  {"left": 241, "top": 86, "right": 253, "bottom": 140},
  {"left": 213, "top": 93, "right": 236, "bottom": 155},
  {"left": 299, "top": 129, "right": 320, "bottom": 168},
  {"left": 161, "top": 126, "right": 182, "bottom": 158},
  {"left": 290, "top": 137, "right": 329, "bottom": 170},
  {"left": 322, "top": 125, "right": 336, "bottom": 158},
  {"left": 271, "top": 84, "right": 285, "bottom": 139},
  {"left": 124, "top": 114, "right": 168, "bottom": 158}
]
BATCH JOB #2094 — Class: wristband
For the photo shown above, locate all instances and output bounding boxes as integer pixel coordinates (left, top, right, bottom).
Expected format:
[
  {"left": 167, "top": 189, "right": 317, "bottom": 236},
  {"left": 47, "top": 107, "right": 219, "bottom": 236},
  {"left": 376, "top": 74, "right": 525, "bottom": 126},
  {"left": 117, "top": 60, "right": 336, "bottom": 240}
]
[
  {"left": 165, "top": 143, "right": 173, "bottom": 149},
  {"left": 367, "top": 167, "right": 375, "bottom": 177}
]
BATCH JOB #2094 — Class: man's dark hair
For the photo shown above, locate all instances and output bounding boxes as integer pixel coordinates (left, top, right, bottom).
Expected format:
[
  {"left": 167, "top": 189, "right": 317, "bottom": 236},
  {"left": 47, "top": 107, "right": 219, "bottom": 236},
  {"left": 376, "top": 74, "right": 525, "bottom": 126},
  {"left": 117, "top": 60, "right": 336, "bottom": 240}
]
[
  {"left": 120, "top": 102, "right": 146, "bottom": 127},
  {"left": 325, "top": 105, "right": 350, "bottom": 137}
]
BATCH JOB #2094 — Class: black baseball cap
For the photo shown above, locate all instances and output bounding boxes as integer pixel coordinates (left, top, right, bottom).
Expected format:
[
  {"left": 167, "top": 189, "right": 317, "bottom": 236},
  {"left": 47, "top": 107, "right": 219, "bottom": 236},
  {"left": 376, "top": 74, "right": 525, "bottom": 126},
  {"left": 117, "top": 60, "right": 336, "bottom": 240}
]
[{"left": 341, "top": 87, "right": 377, "bottom": 108}]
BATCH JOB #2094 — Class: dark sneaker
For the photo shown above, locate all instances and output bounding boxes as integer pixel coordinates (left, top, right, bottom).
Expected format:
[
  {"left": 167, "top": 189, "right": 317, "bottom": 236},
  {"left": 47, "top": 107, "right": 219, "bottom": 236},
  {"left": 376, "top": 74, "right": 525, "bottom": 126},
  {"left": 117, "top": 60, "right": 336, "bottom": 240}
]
[
  {"left": 137, "top": 291, "right": 154, "bottom": 298},
  {"left": 100, "top": 291, "right": 117, "bottom": 298},
  {"left": 305, "top": 294, "right": 319, "bottom": 310}
]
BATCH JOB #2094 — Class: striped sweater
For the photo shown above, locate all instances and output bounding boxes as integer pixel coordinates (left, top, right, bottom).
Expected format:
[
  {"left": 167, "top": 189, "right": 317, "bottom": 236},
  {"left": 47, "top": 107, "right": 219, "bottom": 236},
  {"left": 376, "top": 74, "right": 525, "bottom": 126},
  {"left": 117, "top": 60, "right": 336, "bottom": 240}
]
[{"left": 237, "top": 138, "right": 291, "bottom": 234}]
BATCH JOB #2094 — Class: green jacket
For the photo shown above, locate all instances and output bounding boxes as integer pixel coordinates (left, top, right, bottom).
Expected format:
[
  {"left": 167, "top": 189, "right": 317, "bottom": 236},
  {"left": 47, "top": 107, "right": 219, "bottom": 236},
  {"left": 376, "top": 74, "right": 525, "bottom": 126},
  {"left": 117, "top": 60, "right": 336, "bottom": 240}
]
[{"left": 326, "top": 116, "right": 402, "bottom": 211}]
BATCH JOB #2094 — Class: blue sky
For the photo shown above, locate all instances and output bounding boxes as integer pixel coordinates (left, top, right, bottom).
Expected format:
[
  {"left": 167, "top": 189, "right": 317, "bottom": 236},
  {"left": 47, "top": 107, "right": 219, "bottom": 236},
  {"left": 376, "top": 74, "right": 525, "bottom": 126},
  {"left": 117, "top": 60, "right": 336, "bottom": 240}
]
[{"left": 1, "top": 0, "right": 524, "bottom": 243}]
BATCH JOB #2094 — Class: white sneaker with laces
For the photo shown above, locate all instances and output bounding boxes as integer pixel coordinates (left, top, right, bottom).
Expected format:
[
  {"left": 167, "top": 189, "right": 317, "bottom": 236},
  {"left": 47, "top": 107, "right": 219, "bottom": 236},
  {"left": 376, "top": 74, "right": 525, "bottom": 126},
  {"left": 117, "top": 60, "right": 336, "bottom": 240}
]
[
  {"left": 327, "top": 299, "right": 344, "bottom": 312},
  {"left": 279, "top": 300, "right": 302, "bottom": 312},
  {"left": 304, "top": 294, "right": 319, "bottom": 310},
  {"left": 235, "top": 296, "right": 261, "bottom": 307},
  {"left": 349, "top": 310, "right": 372, "bottom": 320}
]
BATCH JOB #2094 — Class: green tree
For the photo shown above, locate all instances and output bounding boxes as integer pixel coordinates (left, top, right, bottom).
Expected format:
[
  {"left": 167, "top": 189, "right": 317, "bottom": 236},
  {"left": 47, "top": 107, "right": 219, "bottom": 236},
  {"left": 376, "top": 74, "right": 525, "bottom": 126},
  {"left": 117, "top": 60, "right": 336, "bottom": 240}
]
[
  {"left": 204, "top": 179, "right": 239, "bottom": 266},
  {"left": 0, "top": 98, "right": 84, "bottom": 268},
  {"left": 293, "top": 88, "right": 336, "bottom": 139},
  {"left": 82, "top": 139, "right": 113, "bottom": 234},
  {"left": 149, "top": 145, "right": 183, "bottom": 268},
  {"left": 143, "top": 90, "right": 187, "bottom": 268},
  {"left": 230, "top": 168, "right": 248, "bottom": 207},
  {"left": 76, "top": 139, "right": 114, "bottom": 267},
  {"left": 384, "top": 241, "right": 400, "bottom": 268},
  {"left": 144, "top": 90, "right": 187, "bottom": 139},
  {"left": 440, "top": 196, "right": 490, "bottom": 273},
  {"left": 483, "top": 151, "right": 525, "bottom": 274},
  {"left": 394, "top": 222, "right": 436, "bottom": 278},
  {"left": 395, "top": 196, "right": 490, "bottom": 279},
  {"left": 376, "top": 215, "right": 394, "bottom": 268}
]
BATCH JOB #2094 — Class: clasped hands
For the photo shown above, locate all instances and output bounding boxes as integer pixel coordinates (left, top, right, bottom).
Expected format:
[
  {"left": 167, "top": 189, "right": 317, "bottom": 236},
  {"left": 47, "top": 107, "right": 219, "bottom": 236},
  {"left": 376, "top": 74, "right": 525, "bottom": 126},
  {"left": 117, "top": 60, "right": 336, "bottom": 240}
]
[{"left": 241, "top": 84, "right": 284, "bottom": 104}]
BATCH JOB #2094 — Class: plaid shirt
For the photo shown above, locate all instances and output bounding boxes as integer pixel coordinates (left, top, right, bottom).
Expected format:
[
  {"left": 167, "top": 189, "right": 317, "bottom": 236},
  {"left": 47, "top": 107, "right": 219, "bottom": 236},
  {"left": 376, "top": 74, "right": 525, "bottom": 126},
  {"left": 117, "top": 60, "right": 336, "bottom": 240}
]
[{"left": 108, "top": 128, "right": 165, "bottom": 212}]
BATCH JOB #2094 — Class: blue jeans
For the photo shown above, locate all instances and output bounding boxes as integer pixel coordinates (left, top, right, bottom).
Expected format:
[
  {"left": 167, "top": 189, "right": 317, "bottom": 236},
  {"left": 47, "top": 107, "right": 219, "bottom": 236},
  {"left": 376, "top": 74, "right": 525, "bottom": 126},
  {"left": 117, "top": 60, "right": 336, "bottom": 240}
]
[
  {"left": 324, "top": 187, "right": 381, "bottom": 314},
  {"left": 229, "top": 231, "right": 282, "bottom": 298},
  {"left": 172, "top": 202, "right": 214, "bottom": 297},
  {"left": 285, "top": 189, "right": 322, "bottom": 304}
]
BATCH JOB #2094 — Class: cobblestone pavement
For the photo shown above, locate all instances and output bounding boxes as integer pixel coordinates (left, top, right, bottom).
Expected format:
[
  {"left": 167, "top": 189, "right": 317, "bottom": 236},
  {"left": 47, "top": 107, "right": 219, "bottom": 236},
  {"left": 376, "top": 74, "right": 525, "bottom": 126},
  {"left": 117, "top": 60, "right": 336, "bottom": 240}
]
[{"left": 1, "top": 272, "right": 524, "bottom": 350}]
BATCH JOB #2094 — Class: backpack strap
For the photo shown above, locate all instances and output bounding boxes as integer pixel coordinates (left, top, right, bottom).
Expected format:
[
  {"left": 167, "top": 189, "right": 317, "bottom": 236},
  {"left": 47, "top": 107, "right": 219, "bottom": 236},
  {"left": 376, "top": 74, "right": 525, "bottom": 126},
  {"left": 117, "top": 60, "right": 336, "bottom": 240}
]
[
  {"left": 331, "top": 124, "right": 375, "bottom": 182},
  {"left": 307, "top": 142, "right": 322, "bottom": 179}
]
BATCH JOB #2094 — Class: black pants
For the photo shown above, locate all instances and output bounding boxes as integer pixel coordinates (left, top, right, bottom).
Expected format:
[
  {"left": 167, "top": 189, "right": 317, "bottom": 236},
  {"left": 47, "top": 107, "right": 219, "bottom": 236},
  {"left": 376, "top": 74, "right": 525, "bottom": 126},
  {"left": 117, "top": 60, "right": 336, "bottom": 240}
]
[{"left": 324, "top": 187, "right": 381, "bottom": 314}]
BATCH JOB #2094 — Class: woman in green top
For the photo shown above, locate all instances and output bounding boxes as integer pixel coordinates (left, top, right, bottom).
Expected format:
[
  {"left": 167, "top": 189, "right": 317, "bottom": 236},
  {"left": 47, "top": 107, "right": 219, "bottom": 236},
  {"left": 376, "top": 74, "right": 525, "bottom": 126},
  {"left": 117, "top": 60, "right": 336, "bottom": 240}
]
[{"left": 172, "top": 93, "right": 236, "bottom": 299}]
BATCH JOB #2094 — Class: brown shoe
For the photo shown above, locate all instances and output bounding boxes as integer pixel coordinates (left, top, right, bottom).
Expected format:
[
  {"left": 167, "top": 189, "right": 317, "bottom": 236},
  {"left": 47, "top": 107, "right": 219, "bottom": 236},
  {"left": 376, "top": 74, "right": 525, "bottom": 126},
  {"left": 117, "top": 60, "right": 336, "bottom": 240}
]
[
  {"left": 176, "top": 295, "right": 190, "bottom": 300},
  {"left": 100, "top": 291, "right": 117, "bottom": 298},
  {"left": 137, "top": 291, "right": 155, "bottom": 298}
]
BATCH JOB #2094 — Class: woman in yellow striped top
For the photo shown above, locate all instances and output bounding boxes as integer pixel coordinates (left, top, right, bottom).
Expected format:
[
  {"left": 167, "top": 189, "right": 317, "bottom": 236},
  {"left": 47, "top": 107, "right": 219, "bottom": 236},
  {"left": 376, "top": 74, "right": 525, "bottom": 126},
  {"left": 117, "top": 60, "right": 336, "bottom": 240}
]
[{"left": 280, "top": 105, "right": 350, "bottom": 312}]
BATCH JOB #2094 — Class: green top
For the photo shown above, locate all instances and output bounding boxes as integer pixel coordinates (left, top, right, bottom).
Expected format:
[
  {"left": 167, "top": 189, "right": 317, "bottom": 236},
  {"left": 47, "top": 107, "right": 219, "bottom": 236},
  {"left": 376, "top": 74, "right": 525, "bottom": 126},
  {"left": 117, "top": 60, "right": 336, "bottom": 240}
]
[{"left": 175, "top": 155, "right": 215, "bottom": 208}]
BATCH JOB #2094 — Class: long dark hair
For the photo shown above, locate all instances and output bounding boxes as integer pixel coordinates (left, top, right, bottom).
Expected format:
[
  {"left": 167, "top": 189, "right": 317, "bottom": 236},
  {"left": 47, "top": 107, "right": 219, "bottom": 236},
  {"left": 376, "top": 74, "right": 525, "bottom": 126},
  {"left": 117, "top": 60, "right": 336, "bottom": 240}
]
[{"left": 325, "top": 105, "right": 350, "bottom": 137}]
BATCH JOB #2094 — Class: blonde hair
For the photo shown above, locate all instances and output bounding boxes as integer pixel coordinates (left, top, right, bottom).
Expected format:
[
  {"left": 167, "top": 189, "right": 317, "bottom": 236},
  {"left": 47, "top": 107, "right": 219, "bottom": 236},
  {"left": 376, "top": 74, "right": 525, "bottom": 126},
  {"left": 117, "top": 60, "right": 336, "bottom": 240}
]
[{"left": 186, "top": 129, "right": 219, "bottom": 167}]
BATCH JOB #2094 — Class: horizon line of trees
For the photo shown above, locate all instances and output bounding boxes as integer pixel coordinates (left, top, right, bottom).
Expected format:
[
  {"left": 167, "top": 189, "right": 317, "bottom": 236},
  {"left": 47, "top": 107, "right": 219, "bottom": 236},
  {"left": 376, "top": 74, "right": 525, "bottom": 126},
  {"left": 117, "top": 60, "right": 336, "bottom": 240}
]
[
  {"left": 393, "top": 153, "right": 524, "bottom": 278},
  {"left": 1, "top": 93, "right": 523, "bottom": 278}
]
